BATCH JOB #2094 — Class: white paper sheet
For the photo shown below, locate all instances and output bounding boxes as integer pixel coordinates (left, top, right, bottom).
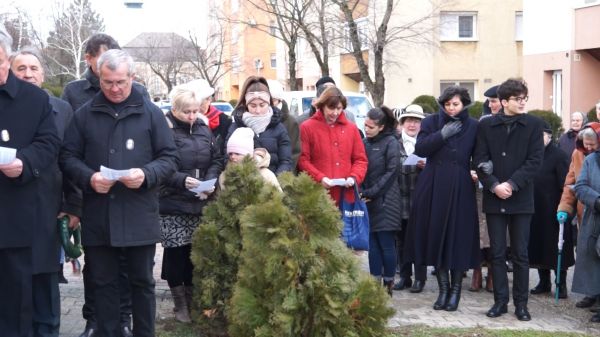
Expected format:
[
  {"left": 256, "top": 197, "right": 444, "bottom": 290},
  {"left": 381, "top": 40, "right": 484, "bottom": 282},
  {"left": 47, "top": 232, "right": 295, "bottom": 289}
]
[
  {"left": 329, "top": 178, "right": 347, "bottom": 186},
  {"left": 0, "top": 146, "right": 17, "bottom": 165},
  {"left": 403, "top": 154, "right": 426, "bottom": 166},
  {"left": 188, "top": 178, "right": 218, "bottom": 194},
  {"left": 100, "top": 165, "right": 132, "bottom": 181}
]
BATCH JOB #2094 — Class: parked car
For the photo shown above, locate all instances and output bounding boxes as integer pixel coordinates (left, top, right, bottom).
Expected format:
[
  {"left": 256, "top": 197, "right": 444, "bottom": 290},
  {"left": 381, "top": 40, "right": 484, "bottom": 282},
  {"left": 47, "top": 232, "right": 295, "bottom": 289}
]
[
  {"left": 280, "top": 90, "right": 373, "bottom": 132},
  {"left": 211, "top": 102, "right": 234, "bottom": 116}
]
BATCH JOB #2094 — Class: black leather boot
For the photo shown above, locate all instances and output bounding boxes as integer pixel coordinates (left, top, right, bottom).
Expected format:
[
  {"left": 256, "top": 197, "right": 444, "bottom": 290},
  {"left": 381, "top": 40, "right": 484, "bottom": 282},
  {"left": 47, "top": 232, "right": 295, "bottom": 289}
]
[
  {"left": 555, "top": 269, "right": 568, "bottom": 299},
  {"left": 433, "top": 268, "right": 449, "bottom": 310},
  {"left": 444, "top": 269, "right": 463, "bottom": 311},
  {"left": 530, "top": 268, "right": 551, "bottom": 294}
]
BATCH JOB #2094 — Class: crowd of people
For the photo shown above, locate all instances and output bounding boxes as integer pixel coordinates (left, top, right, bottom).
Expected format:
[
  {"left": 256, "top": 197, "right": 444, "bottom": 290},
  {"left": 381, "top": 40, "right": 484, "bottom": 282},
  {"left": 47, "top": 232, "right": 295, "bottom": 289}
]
[{"left": 3, "top": 25, "right": 600, "bottom": 337}]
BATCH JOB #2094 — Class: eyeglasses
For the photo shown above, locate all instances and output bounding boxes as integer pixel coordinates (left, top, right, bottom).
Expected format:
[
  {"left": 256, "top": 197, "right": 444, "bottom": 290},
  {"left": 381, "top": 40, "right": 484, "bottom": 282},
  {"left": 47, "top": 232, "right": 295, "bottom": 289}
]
[
  {"left": 508, "top": 96, "right": 529, "bottom": 103},
  {"left": 100, "top": 79, "right": 130, "bottom": 89}
]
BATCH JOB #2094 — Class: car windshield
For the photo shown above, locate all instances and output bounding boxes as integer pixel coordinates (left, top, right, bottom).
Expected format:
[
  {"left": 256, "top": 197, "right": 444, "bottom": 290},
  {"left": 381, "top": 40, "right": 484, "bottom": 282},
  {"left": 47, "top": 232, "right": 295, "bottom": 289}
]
[{"left": 345, "top": 96, "right": 372, "bottom": 117}]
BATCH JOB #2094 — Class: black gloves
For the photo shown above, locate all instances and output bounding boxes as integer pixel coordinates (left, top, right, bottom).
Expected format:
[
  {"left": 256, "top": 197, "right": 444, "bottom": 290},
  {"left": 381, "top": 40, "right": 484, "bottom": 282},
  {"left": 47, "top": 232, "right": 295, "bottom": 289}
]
[{"left": 441, "top": 120, "right": 462, "bottom": 140}]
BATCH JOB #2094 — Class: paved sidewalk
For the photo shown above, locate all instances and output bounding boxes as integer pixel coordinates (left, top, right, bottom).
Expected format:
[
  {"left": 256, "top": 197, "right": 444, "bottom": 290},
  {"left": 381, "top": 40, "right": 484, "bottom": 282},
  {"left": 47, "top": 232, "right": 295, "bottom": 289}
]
[{"left": 58, "top": 247, "right": 600, "bottom": 336}]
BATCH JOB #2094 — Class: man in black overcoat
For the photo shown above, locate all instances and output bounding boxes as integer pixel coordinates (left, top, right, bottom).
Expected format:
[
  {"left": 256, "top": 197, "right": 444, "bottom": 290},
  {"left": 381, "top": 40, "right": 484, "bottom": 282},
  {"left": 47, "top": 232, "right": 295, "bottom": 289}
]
[
  {"left": 60, "top": 49, "right": 178, "bottom": 337},
  {"left": 474, "top": 78, "right": 544, "bottom": 321},
  {"left": 0, "top": 29, "right": 60, "bottom": 337}
]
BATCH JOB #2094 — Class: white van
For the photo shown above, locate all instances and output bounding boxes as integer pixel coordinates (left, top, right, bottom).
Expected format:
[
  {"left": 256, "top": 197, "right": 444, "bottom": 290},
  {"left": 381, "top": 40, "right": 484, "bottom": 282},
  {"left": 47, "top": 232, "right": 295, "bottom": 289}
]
[{"left": 281, "top": 90, "right": 374, "bottom": 132}]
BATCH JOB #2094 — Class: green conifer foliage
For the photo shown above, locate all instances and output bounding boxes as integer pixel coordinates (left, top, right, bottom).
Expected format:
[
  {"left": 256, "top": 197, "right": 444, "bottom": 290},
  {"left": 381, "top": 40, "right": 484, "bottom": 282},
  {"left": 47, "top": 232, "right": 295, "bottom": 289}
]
[
  {"left": 190, "top": 157, "right": 267, "bottom": 334},
  {"left": 228, "top": 173, "right": 394, "bottom": 337}
]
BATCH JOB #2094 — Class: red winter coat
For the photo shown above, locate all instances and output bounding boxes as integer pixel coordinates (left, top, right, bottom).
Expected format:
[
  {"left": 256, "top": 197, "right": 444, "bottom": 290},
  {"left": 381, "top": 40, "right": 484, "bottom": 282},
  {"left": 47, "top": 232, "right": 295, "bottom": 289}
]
[{"left": 298, "top": 110, "right": 368, "bottom": 206}]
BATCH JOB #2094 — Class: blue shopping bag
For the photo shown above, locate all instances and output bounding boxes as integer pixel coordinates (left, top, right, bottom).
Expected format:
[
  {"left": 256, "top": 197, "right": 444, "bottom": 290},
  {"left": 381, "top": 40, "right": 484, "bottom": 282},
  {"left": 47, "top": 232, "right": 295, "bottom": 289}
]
[{"left": 340, "top": 185, "right": 370, "bottom": 250}]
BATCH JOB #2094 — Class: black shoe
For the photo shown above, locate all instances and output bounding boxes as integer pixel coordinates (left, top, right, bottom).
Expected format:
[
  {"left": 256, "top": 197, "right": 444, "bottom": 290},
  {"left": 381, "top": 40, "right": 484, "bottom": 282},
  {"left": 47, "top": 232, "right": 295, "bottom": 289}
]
[
  {"left": 530, "top": 283, "right": 551, "bottom": 295},
  {"left": 392, "top": 277, "right": 412, "bottom": 291},
  {"left": 59, "top": 273, "right": 68, "bottom": 284},
  {"left": 591, "top": 312, "right": 600, "bottom": 323},
  {"left": 78, "top": 324, "right": 96, "bottom": 337},
  {"left": 515, "top": 305, "right": 531, "bottom": 321},
  {"left": 121, "top": 325, "right": 133, "bottom": 337},
  {"left": 486, "top": 303, "right": 508, "bottom": 318},
  {"left": 577, "top": 296, "right": 597, "bottom": 308},
  {"left": 506, "top": 260, "right": 513, "bottom": 273},
  {"left": 409, "top": 280, "right": 425, "bottom": 293},
  {"left": 556, "top": 283, "right": 568, "bottom": 299}
]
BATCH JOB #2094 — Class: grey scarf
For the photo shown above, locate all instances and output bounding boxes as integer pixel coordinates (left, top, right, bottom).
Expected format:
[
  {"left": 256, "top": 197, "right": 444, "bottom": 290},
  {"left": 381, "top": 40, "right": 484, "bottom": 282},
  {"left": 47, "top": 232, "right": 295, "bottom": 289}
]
[{"left": 242, "top": 107, "right": 273, "bottom": 135}]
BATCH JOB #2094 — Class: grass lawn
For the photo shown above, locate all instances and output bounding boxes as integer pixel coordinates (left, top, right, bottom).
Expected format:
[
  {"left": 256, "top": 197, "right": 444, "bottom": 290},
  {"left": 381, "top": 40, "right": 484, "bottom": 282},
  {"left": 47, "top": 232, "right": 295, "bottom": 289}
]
[{"left": 156, "top": 319, "right": 592, "bottom": 337}]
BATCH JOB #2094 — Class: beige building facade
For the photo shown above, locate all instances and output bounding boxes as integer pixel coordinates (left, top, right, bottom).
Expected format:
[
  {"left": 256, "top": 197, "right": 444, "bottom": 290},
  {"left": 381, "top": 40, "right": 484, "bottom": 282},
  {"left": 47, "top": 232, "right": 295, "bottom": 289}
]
[{"left": 523, "top": 0, "right": 600, "bottom": 128}]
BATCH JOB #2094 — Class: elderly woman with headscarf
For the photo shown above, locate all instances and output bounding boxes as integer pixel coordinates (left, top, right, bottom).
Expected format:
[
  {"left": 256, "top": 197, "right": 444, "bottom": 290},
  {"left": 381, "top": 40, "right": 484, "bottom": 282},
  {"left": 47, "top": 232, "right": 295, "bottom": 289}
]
[
  {"left": 227, "top": 76, "right": 292, "bottom": 175},
  {"left": 558, "top": 111, "right": 587, "bottom": 157}
]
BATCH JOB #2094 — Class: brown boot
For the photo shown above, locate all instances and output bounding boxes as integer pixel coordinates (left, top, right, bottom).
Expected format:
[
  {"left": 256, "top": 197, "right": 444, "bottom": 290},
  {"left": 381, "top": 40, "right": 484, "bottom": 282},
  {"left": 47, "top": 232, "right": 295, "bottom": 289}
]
[
  {"left": 469, "top": 267, "right": 482, "bottom": 292},
  {"left": 170, "top": 286, "right": 191, "bottom": 323},
  {"left": 184, "top": 286, "right": 193, "bottom": 314},
  {"left": 485, "top": 267, "right": 494, "bottom": 292}
]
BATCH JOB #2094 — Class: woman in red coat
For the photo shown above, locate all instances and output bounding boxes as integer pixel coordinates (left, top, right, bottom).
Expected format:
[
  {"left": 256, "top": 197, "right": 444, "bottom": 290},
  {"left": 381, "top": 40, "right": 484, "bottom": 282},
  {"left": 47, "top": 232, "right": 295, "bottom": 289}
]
[{"left": 298, "top": 87, "right": 368, "bottom": 206}]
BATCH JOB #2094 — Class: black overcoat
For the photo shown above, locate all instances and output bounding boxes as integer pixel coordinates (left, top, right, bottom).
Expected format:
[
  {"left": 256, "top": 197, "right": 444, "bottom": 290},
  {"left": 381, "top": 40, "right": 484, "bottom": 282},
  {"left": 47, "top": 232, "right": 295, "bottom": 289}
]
[
  {"left": 529, "top": 143, "right": 574, "bottom": 269},
  {"left": 404, "top": 108, "right": 480, "bottom": 271},
  {"left": 0, "top": 72, "right": 60, "bottom": 248},
  {"left": 473, "top": 114, "right": 544, "bottom": 214},
  {"left": 33, "top": 95, "right": 78, "bottom": 274},
  {"left": 361, "top": 131, "right": 401, "bottom": 232},
  {"left": 60, "top": 89, "right": 179, "bottom": 247}
]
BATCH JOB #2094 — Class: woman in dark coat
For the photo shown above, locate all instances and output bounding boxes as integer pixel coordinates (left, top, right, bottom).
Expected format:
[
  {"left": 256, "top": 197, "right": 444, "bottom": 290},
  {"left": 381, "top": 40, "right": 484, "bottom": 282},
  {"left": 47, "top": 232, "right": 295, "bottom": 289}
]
[
  {"left": 528, "top": 126, "right": 572, "bottom": 299},
  {"left": 227, "top": 76, "right": 292, "bottom": 175},
  {"left": 361, "top": 106, "right": 402, "bottom": 296},
  {"left": 405, "top": 86, "right": 480, "bottom": 311},
  {"left": 159, "top": 85, "right": 223, "bottom": 323}
]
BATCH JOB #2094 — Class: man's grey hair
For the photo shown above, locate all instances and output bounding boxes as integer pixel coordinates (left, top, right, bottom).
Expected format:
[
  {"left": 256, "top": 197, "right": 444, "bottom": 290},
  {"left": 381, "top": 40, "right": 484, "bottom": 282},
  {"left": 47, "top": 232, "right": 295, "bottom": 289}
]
[
  {"left": 97, "top": 49, "right": 134, "bottom": 75},
  {"left": 578, "top": 127, "right": 598, "bottom": 141},
  {"left": 9, "top": 46, "right": 45, "bottom": 68},
  {"left": 0, "top": 24, "right": 13, "bottom": 55}
]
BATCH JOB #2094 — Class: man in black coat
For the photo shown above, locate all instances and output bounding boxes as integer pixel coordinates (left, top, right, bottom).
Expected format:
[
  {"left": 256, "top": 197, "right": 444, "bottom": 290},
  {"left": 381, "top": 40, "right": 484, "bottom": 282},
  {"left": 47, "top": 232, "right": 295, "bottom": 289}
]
[
  {"left": 11, "top": 47, "right": 80, "bottom": 337},
  {"left": 60, "top": 49, "right": 178, "bottom": 337},
  {"left": 474, "top": 78, "right": 544, "bottom": 321},
  {"left": 0, "top": 31, "right": 61, "bottom": 337},
  {"left": 61, "top": 33, "right": 149, "bottom": 337}
]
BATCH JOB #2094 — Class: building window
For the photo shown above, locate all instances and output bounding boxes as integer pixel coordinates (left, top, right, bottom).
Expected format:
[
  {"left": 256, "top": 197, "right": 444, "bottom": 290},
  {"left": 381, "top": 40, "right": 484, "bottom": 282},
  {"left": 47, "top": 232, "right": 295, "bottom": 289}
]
[
  {"left": 515, "top": 12, "right": 523, "bottom": 41},
  {"left": 270, "top": 53, "right": 277, "bottom": 68},
  {"left": 343, "top": 17, "right": 369, "bottom": 52},
  {"left": 232, "top": 56, "right": 241, "bottom": 73},
  {"left": 440, "top": 12, "right": 477, "bottom": 41},
  {"left": 270, "top": 21, "right": 277, "bottom": 36},
  {"left": 440, "top": 81, "right": 476, "bottom": 100}
]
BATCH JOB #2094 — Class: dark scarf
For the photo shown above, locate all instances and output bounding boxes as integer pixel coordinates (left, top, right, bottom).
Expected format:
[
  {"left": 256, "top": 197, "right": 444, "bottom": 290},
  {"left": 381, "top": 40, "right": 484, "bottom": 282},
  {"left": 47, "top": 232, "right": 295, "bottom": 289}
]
[
  {"left": 498, "top": 113, "right": 525, "bottom": 134},
  {"left": 84, "top": 67, "right": 100, "bottom": 90}
]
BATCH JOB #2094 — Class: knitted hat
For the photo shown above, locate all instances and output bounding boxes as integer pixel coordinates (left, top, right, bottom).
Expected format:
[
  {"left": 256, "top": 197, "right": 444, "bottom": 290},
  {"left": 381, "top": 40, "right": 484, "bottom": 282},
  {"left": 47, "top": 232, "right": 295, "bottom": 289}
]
[
  {"left": 315, "top": 76, "right": 335, "bottom": 88},
  {"left": 227, "top": 127, "right": 254, "bottom": 156}
]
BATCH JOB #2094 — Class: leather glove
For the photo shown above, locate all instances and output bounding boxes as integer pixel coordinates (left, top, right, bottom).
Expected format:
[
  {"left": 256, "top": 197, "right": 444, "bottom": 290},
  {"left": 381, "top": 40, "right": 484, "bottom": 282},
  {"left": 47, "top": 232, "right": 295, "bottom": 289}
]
[
  {"left": 441, "top": 120, "right": 462, "bottom": 140},
  {"left": 556, "top": 211, "right": 568, "bottom": 223},
  {"left": 477, "top": 160, "right": 493, "bottom": 175},
  {"left": 595, "top": 198, "right": 600, "bottom": 213}
]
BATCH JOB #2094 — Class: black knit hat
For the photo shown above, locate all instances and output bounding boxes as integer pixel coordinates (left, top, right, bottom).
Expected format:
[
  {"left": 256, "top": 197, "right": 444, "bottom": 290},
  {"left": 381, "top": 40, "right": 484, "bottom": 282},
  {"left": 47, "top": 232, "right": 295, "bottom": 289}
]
[{"left": 315, "top": 76, "right": 335, "bottom": 88}]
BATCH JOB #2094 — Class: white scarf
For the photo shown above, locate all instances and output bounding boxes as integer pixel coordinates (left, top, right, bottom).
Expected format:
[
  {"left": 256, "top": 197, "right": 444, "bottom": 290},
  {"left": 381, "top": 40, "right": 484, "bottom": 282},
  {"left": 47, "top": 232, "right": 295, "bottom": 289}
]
[
  {"left": 242, "top": 107, "right": 273, "bottom": 135},
  {"left": 402, "top": 129, "right": 417, "bottom": 156}
]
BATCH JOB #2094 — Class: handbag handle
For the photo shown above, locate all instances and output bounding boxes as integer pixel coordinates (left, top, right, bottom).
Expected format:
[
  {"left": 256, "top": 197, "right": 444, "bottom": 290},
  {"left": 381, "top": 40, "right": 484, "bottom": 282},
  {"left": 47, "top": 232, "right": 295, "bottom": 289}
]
[{"left": 339, "top": 183, "right": 362, "bottom": 207}]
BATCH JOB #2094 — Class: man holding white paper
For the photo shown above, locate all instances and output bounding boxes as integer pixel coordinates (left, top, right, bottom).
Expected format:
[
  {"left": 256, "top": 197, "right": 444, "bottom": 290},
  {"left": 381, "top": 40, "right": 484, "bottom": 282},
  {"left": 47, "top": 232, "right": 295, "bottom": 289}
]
[
  {"left": 60, "top": 49, "right": 178, "bottom": 337},
  {"left": 0, "top": 28, "right": 60, "bottom": 337}
]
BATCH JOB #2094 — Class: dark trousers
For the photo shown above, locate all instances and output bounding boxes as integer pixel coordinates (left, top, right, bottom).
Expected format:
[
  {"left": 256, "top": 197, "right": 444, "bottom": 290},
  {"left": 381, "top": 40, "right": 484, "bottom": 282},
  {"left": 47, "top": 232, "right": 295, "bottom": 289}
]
[
  {"left": 82, "top": 250, "right": 132, "bottom": 328},
  {"left": 86, "top": 245, "right": 156, "bottom": 337},
  {"left": 487, "top": 213, "right": 531, "bottom": 307},
  {"left": 32, "top": 272, "right": 60, "bottom": 337},
  {"left": 368, "top": 231, "right": 397, "bottom": 280},
  {"left": 161, "top": 245, "right": 193, "bottom": 287},
  {"left": 397, "top": 219, "right": 427, "bottom": 281},
  {"left": 0, "top": 247, "right": 32, "bottom": 337}
]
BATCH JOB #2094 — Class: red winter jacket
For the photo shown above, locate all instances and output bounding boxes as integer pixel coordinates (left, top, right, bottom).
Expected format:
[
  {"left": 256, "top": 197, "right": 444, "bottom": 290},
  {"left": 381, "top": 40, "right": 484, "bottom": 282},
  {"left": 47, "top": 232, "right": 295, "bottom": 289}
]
[{"left": 298, "top": 110, "right": 368, "bottom": 206}]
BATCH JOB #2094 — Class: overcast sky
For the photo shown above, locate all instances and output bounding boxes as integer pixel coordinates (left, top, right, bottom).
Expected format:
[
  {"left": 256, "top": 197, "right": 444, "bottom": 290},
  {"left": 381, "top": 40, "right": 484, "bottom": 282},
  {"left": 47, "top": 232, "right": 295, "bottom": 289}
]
[{"left": 3, "top": 0, "right": 208, "bottom": 46}]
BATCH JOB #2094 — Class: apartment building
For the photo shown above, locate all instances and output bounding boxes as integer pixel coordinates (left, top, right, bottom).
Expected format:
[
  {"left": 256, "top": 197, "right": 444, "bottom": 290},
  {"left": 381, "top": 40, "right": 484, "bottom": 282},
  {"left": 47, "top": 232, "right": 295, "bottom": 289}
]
[
  {"left": 208, "top": 0, "right": 277, "bottom": 101},
  {"left": 523, "top": 0, "right": 600, "bottom": 126}
]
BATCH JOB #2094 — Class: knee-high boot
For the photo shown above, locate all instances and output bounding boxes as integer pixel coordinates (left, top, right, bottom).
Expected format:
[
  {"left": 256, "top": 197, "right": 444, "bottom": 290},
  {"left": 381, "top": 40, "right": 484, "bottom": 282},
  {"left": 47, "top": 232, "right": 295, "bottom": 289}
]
[
  {"left": 445, "top": 269, "right": 463, "bottom": 311},
  {"left": 170, "top": 286, "right": 191, "bottom": 323},
  {"left": 433, "top": 268, "right": 450, "bottom": 310}
]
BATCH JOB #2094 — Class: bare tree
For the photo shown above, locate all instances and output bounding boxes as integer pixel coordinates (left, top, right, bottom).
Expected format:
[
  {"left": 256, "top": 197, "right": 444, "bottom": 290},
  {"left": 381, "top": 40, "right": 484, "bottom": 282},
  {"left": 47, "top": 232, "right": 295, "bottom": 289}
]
[
  {"left": 124, "top": 32, "right": 194, "bottom": 93},
  {"left": 188, "top": 26, "right": 230, "bottom": 90},
  {"left": 332, "top": 0, "right": 442, "bottom": 106},
  {"left": 1, "top": 10, "right": 34, "bottom": 51},
  {"left": 238, "top": 0, "right": 309, "bottom": 90},
  {"left": 45, "top": 0, "right": 104, "bottom": 81}
]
